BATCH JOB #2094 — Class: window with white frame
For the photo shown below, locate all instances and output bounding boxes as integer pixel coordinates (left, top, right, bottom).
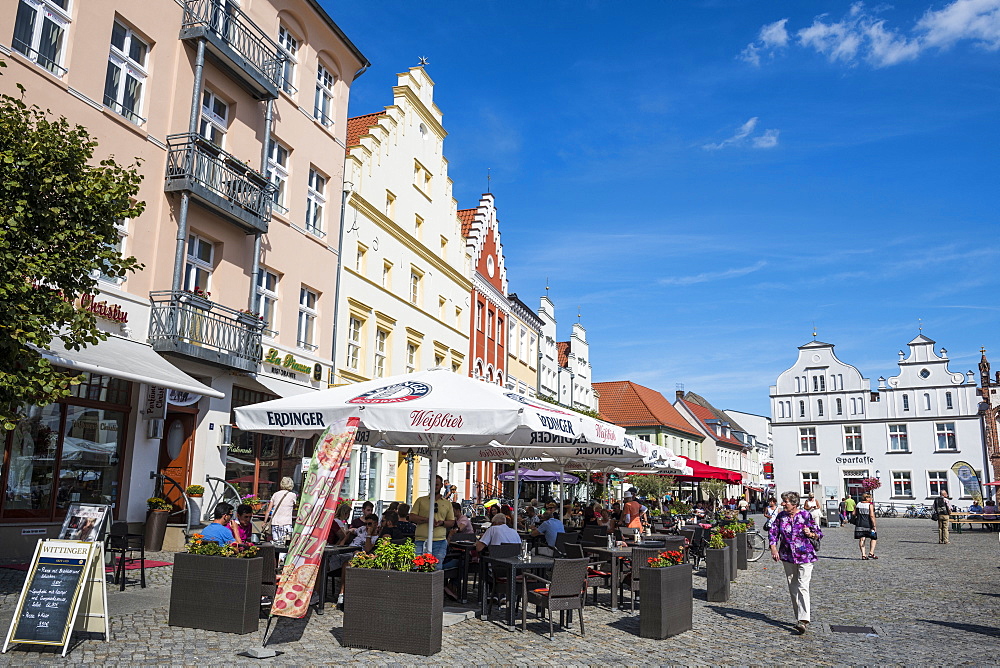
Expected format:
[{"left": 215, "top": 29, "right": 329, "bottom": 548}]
[
  {"left": 199, "top": 89, "right": 228, "bottom": 146},
  {"left": 475, "top": 303, "right": 483, "bottom": 331},
  {"left": 276, "top": 24, "right": 298, "bottom": 95},
  {"left": 296, "top": 287, "right": 317, "bottom": 350},
  {"left": 255, "top": 268, "right": 278, "bottom": 334},
  {"left": 456, "top": 307, "right": 463, "bottom": 329},
  {"left": 812, "top": 375, "right": 825, "bottom": 392},
  {"left": 927, "top": 471, "right": 948, "bottom": 497},
  {"left": 902, "top": 394, "right": 910, "bottom": 412},
  {"left": 373, "top": 329, "right": 388, "bottom": 378},
  {"left": 799, "top": 427, "right": 817, "bottom": 454},
  {"left": 13, "top": 0, "right": 70, "bottom": 76},
  {"left": 945, "top": 392, "right": 953, "bottom": 410},
  {"left": 355, "top": 243, "right": 367, "bottom": 274},
  {"left": 305, "top": 168, "right": 326, "bottom": 237},
  {"left": 381, "top": 261, "right": 392, "bottom": 288},
  {"left": 104, "top": 20, "right": 148, "bottom": 124},
  {"left": 888, "top": 424, "right": 908, "bottom": 452},
  {"left": 935, "top": 422, "right": 957, "bottom": 451},
  {"left": 183, "top": 234, "right": 214, "bottom": 294},
  {"left": 434, "top": 353, "right": 445, "bottom": 368},
  {"left": 96, "top": 219, "right": 129, "bottom": 284},
  {"left": 844, "top": 425, "right": 863, "bottom": 452},
  {"left": 924, "top": 393, "right": 931, "bottom": 411},
  {"left": 892, "top": 471, "right": 912, "bottom": 497},
  {"left": 836, "top": 398, "right": 843, "bottom": 415},
  {"left": 798, "top": 400, "right": 805, "bottom": 418},
  {"left": 267, "top": 138, "right": 289, "bottom": 212},
  {"left": 314, "top": 63, "right": 335, "bottom": 126},
  {"left": 405, "top": 343, "right": 417, "bottom": 373},
  {"left": 438, "top": 297, "right": 446, "bottom": 320},
  {"left": 801, "top": 472, "right": 819, "bottom": 495},
  {"left": 487, "top": 310, "right": 494, "bottom": 340},
  {"left": 347, "top": 317, "right": 362, "bottom": 371},
  {"left": 817, "top": 399, "right": 824, "bottom": 417},
  {"left": 414, "top": 215, "right": 423, "bottom": 240},
  {"left": 497, "top": 316, "right": 504, "bottom": 342},
  {"left": 409, "top": 271, "right": 421, "bottom": 306},
  {"left": 385, "top": 191, "right": 396, "bottom": 219}
]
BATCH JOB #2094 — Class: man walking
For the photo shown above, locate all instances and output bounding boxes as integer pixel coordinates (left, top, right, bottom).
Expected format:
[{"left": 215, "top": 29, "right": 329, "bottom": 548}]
[
  {"left": 934, "top": 490, "right": 952, "bottom": 544},
  {"left": 738, "top": 495, "right": 750, "bottom": 523}
]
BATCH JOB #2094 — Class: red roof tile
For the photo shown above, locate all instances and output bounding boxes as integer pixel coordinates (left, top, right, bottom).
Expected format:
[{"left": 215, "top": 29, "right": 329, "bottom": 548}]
[
  {"left": 457, "top": 208, "right": 476, "bottom": 237},
  {"left": 592, "top": 381, "right": 703, "bottom": 438},
  {"left": 679, "top": 399, "right": 744, "bottom": 446},
  {"left": 346, "top": 112, "right": 386, "bottom": 147},
  {"left": 557, "top": 341, "right": 570, "bottom": 368}
]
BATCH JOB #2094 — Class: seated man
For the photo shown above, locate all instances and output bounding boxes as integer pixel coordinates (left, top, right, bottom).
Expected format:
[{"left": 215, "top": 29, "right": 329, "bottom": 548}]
[
  {"left": 475, "top": 513, "right": 521, "bottom": 552},
  {"left": 350, "top": 501, "right": 376, "bottom": 529},
  {"left": 519, "top": 506, "right": 540, "bottom": 530},
  {"left": 983, "top": 500, "right": 998, "bottom": 531},
  {"left": 200, "top": 503, "right": 236, "bottom": 545},
  {"left": 532, "top": 511, "right": 566, "bottom": 548},
  {"left": 968, "top": 500, "right": 984, "bottom": 531}
]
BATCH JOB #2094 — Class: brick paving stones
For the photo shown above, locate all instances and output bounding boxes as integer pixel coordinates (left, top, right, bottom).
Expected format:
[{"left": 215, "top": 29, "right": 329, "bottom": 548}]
[{"left": 0, "top": 518, "right": 997, "bottom": 666}]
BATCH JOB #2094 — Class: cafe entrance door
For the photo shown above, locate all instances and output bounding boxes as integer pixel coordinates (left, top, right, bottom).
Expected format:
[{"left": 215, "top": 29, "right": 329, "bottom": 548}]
[{"left": 160, "top": 412, "right": 195, "bottom": 509}]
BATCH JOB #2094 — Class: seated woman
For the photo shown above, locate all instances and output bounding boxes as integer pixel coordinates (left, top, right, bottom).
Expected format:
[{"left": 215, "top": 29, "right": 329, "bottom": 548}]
[
  {"left": 451, "top": 502, "right": 475, "bottom": 536},
  {"left": 229, "top": 503, "right": 256, "bottom": 545}
]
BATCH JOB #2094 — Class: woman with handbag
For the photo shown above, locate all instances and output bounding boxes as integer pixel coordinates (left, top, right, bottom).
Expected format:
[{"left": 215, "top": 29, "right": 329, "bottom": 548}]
[
  {"left": 853, "top": 493, "right": 878, "bottom": 559},
  {"left": 769, "top": 490, "right": 822, "bottom": 635},
  {"left": 263, "top": 477, "right": 297, "bottom": 544}
]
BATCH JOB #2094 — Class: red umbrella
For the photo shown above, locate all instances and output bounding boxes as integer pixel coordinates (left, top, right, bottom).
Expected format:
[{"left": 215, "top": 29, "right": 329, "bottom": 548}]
[{"left": 676, "top": 456, "right": 742, "bottom": 484}]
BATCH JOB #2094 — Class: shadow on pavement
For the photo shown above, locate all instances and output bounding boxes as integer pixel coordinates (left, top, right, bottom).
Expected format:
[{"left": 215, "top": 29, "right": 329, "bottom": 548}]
[
  {"left": 265, "top": 614, "right": 310, "bottom": 645},
  {"left": 918, "top": 619, "right": 1000, "bottom": 638},
  {"left": 707, "top": 604, "right": 791, "bottom": 631}
]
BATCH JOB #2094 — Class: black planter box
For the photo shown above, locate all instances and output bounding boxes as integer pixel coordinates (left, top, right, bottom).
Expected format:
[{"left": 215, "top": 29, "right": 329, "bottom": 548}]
[
  {"left": 168, "top": 552, "right": 263, "bottom": 634},
  {"left": 723, "top": 537, "right": 738, "bottom": 581},
  {"left": 343, "top": 568, "right": 443, "bottom": 656},
  {"left": 639, "top": 564, "right": 693, "bottom": 639},
  {"left": 706, "top": 547, "right": 730, "bottom": 602},
  {"left": 736, "top": 531, "right": 748, "bottom": 570}
]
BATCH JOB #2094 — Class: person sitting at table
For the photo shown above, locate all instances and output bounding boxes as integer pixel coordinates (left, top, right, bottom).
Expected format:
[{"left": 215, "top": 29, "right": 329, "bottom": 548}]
[
  {"left": 200, "top": 503, "right": 236, "bottom": 545},
  {"left": 396, "top": 503, "right": 416, "bottom": 537},
  {"left": 386, "top": 501, "right": 399, "bottom": 514},
  {"left": 982, "top": 499, "right": 998, "bottom": 531},
  {"left": 967, "top": 499, "right": 984, "bottom": 530},
  {"left": 581, "top": 505, "right": 598, "bottom": 527},
  {"left": 596, "top": 507, "right": 615, "bottom": 533},
  {"left": 451, "top": 502, "right": 475, "bottom": 536},
  {"left": 328, "top": 513, "right": 382, "bottom": 606},
  {"left": 475, "top": 513, "right": 521, "bottom": 552},
  {"left": 610, "top": 501, "right": 623, "bottom": 523},
  {"left": 519, "top": 506, "right": 541, "bottom": 530},
  {"left": 351, "top": 500, "right": 376, "bottom": 529},
  {"left": 532, "top": 511, "right": 566, "bottom": 548},
  {"left": 229, "top": 503, "right": 256, "bottom": 545}
]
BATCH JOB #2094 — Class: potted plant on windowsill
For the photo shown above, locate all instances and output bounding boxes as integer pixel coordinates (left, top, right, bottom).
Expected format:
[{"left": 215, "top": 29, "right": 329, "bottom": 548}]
[
  {"left": 237, "top": 308, "right": 265, "bottom": 328},
  {"left": 705, "top": 531, "right": 730, "bottom": 603},
  {"left": 180, "top": 286, "right": 212, "bottom": 310},
  {"left": 639, "top": 549, "right": 692, "bottom": 639},
  {"left": 341, "top": 538, "right": 443, "bottom": 656},
  {"left": 168, "top": 536, "right": 263, "bottom": 634},
  {"left": 145, "top": 497, "right": 171, "bottom": 552}
]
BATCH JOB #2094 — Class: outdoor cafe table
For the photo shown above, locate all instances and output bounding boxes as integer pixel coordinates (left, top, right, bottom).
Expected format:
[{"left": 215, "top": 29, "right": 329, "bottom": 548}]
[
  {"left": 481, "top": 554, "right": 556, "bottom": 629},
  {"left": 581, "top": 545, "right": 634, "bottom": 610},
  {"left": 449, "top": 540, "right": 477, "bottom": 603},
  {"left": 273, "top": 543, "right": 360, "bottom": 615}
]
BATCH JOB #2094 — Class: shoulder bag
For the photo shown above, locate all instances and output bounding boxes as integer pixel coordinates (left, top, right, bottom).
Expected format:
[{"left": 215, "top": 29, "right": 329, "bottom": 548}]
[
  {"left": 800, "top": 511, "right": 821, "bottom": 552},
  {"left": 262, "top": 491, "right": 290, "bottom": 541}
]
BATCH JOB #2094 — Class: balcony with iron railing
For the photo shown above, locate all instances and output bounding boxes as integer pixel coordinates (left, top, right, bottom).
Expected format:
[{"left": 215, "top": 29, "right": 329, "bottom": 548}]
[
  {"left": 148, "top": 291, "right": 263, "bottom": 373},
  {"left": 180, "top": 0, "right": 285, "bottom": 99},
  {"left": 165, "top": 133, "right": 274, "bottom": 234}
]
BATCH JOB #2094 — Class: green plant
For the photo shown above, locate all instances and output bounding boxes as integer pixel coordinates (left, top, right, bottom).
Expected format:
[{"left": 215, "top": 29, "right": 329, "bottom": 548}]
[
  {"left": 626, "top": 473, "right": 677, "bottom": 501},
  {"left": 646, "top": 550, "right": 684, "bottom": 568},
  {"left": 147, "top": 497, "right": 171, "bottom": 511},
  {"left": 187, "top": 533, "right": 259, "bottom": 558},
  {"left": 649, "top": 508, "right": 662, "bottom": 517},
  {"left": 669, "top": 500, "right": 692, "bottom": 515},
  {"left": 185, "top": 485, "right": 204, "bottom": 496},
  {"left": 0, "top": 59, "right": 145, "bottom": 430},
  {"left": 714, "top": 525, "right": 736, "bottom": 540},
  {"left": 708, "top": 532, "right": 726, "bottom": 549},
  {"left": 348, "top": 537, "right": 438, "bottom": 572},
  {"left": 699, "top": 479, "right": 727, "bottom": 508},
  {"left": 731, "top": 522, "right": 748, "bottom": 533},
  {"left": 240, "top": 493, "right": 260, "bottom": 506}
]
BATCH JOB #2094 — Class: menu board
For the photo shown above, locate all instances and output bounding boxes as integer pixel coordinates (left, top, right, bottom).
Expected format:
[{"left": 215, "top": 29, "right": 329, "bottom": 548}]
[{"left": 3, "top": 540, "right": 98, "bottom": 653}]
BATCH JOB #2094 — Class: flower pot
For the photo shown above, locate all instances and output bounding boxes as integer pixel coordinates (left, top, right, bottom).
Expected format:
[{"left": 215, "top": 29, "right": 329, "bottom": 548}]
[
  {"left": 187, "top": 496, "right": 203, "bottom": 528},
  {"left": 168, "top": 552, "right": 263, "bottom": 634},
  {"left": 723, "top": 537, "right": 737, "bottom": 581},
  {"left": 342, "top": 568, "right": 443, "bottom": 656},
  {"left": 736, "top": 530, "right": 748, "bottom": 570},
  {"left": 144, "top": 509, "right": 170, "bottom": 552},
  {"left": 706, "top": 547, "right": 730, "bottom": 602},
  {"left": 639, "top": 564, "right": 693, "bottom": 639}
]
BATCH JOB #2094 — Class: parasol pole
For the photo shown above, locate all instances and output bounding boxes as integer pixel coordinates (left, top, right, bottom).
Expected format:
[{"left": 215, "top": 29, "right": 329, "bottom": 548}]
[{"left": 512, "top": 455, "right": 521, "bottom": 528}]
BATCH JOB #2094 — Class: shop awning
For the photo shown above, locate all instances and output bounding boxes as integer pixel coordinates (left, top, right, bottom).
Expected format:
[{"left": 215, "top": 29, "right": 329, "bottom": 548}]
[
  {"left": 745, "top": 486, "right": 765, "bottom": 492},
  {"left": 35, "top": 335, "right": 224, "bottom": 399},
  {"left": 251, "top": 374, "right": 315, "bottom": 397},
  {"left": 676, "top": 456, "right": 743, "bottom": 484}
]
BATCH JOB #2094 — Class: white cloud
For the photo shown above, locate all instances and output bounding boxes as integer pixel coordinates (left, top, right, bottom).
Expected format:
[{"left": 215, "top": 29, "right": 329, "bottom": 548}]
[
  {"left": 742, "top": 0, "right": 1000, "bottom": 68},
  {"left": 703, "top": 117, "right": 780, "bottom": 150},
  {"left": 659, "top": 261, "right": 767, "bottom": 286}
]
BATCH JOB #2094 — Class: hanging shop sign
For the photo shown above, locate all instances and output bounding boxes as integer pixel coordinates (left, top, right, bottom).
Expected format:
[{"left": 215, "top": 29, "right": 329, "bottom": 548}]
[{"left": 167, "top": 389, "right": 202, "bottom": 407}]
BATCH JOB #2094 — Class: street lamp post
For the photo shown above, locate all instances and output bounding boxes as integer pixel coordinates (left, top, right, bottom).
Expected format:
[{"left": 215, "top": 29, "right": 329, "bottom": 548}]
[{"left": 404, "top": 448, "right": 416, "bottom": 505}]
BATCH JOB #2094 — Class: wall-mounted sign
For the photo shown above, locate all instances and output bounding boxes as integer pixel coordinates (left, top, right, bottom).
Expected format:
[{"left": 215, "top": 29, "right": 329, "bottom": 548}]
[
  {"left": 142, "top": 386, "right": 167, "bottom": 421},
  {"left": 76, "top": 294, "right": 128, "bottom": 324},
  {"left": 167, "top": 389, "right": 201, "bottom": 406},
  {"left": 263, "top": 348, "right": 311, "bottom": 375}
]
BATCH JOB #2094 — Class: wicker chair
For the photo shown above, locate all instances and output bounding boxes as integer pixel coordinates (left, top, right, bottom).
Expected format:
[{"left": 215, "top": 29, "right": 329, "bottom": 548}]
[
  {"left": 520, "top": 557, "right": 590, "bottom": 639},
  {"left": 554, "top": 531, "right": 579, "bottom": 557},
  {"left": 564, "top": 543, "right": 610, "bottom": 604},
  {"left": 578, "top": 526, "right": 607, "bottom": 547},
  {"left": 620, "top": 547, "right": 662, "bottom": 612}
]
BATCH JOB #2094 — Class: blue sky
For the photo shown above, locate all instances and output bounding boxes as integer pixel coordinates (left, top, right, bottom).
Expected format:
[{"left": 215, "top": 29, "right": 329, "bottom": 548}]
[{"left": 326, "top": 1, "right": 1000, "bottom": 418}]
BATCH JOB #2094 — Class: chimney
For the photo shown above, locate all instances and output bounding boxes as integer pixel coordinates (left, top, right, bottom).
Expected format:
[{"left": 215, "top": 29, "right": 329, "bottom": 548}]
[{"left": 676, "top": 390, "right": 684, "bottom": 401}]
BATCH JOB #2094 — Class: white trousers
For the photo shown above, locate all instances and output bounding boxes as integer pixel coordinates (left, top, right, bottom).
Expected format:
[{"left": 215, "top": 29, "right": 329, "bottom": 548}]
[{"left": 781, "top": 560, "right": 813, "bottom": 622}]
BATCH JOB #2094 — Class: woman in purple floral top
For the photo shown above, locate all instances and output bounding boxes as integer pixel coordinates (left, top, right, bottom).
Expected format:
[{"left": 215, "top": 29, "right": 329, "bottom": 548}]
[{"left": 769, "top": 490, "right": 822, "bottom": 635}]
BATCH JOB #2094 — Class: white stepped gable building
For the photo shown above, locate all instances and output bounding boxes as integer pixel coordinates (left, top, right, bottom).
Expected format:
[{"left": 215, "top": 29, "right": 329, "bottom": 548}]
[
  {"left": 769, "top": 335, "right": 985, "bottom": 504},
  {"left": 537, "top": 296, "right": 597, "bottom": 412}
]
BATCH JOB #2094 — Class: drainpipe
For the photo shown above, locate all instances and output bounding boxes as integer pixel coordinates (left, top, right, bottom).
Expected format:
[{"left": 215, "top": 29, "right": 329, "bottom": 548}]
[
  {"left": 248, "top": 99, "right": 274, "bottom": 311},
  {"left": 329, "top": 177, "right": 353, "bottom": 386},
  {"left": 171, "top": 38, "right": 207, "bottom": 293}
]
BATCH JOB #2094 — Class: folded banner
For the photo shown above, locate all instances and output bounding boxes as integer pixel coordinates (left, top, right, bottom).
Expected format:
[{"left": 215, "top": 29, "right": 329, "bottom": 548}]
[
  {"left": 271, "top": 417, "right": 358, "bottom": 618},
  {"left": 951, "top": 461, "right": 983, "bottom": 504}
]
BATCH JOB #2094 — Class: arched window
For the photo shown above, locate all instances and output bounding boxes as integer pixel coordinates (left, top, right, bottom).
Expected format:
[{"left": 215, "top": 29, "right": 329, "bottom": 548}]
[
  {"left": 836, "top": 398, "right": 843, "bottom": 415},
  {"left": 817, "top": 399, "right": 824, "bottom": 416},
  {"left": 799, "top": 400, "right": 805, "bottom": 418}
]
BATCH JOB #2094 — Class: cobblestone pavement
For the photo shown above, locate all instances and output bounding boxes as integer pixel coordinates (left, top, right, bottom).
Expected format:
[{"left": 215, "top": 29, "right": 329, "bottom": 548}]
[{"left": 1, "top": 517, "right": 997, "bottom": 666}]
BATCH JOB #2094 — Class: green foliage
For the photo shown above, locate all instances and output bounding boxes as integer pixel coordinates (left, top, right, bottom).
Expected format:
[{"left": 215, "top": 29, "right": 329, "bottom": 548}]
[
  {"left": 535, "top": 394, "right": 602, "bottom": 420},
  {"left": 187, "top": 533, "right": 259, "bottom": 558},
  {"left": 0, "top": 63, "right": 144, "bottom": 429},
  {"left": 350, "top": 537, "right": 416, "bottom": 571},
  {"left": 626, "top": 473, "right": 676, "bottom": 500},
  {"left": 669, "top": 500, "right": 692, "bottom": 515},
  {"left": 699, "top": 479, "right": 727, "bottom": 506},
  {"left": 707, "top": 532, "right": 726, "bottom": 549},
  {"left": 185, "top": 485, "right": 204, "bottom": 496}
]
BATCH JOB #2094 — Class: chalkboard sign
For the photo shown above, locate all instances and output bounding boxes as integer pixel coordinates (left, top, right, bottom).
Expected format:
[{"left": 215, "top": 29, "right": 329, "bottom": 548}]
[{"left": 3, "top": 540, "right": 96, "bottom": 652}]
